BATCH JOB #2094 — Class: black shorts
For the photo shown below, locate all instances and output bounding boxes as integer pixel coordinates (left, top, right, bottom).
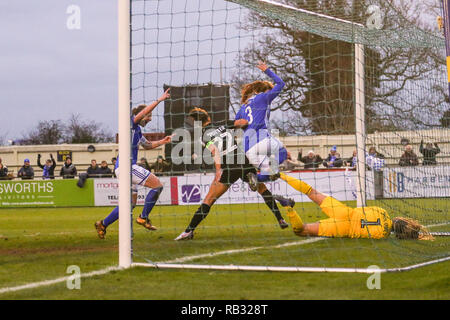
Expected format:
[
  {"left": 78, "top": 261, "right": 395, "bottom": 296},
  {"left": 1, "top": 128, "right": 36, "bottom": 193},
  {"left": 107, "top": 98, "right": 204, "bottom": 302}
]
[{"left": 218, "top": 164, "right": 256, "bottom": 185}]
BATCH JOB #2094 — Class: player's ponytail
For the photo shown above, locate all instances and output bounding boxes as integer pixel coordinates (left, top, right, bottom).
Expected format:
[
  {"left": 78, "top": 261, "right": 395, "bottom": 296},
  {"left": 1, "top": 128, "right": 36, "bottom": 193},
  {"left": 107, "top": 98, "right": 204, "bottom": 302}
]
[
  {"left": 241, "top": 81, "right": 274, "bottom": 104},
  {"left": 392, "top": 217, "right": 434, "bottom": 241}
]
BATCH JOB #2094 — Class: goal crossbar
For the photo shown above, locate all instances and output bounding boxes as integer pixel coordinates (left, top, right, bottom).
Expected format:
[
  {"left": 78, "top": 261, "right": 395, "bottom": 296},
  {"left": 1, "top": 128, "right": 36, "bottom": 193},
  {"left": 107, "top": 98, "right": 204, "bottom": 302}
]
[{"left": 226, "top": 0, "right": 444, "bottom": 48}]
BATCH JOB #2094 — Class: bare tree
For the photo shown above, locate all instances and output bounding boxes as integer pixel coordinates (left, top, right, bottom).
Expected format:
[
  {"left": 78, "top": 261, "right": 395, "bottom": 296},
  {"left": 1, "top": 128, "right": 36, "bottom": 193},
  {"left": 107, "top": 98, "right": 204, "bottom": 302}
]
[
  {"left": 20, "top": 120, "right": 65, "bottom": 145},
  {"left": 63, "top": 114, "right": 114, "bottom": 144},
  {"left": 232, "top": 0, "right": 446, "bottom": 135},
  {"left": 441, "top": 109, "right": 450, "bottom": 127},
  {"left": 18, "top": 114, "right": 114, "bottom": 145},
  {"left": 0, "top": 132, "right": 6, "bottom": 146}
]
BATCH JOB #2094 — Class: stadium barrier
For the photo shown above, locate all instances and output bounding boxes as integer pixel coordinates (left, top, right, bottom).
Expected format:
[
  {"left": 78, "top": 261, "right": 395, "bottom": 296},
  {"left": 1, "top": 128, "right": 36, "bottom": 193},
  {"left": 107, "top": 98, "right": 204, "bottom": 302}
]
[
  {"left": 0, "top": 169, "right": 372, "bottom": 208},
  {"left": 2, "top": 166, "right": 448, "bottom": 208},
  {"left": 1, "top": 128, "right": 449, "bottom": 176},
  {"left": 0, "top": 179, "right": 95, "bottom": 207},
  {"left": 383, "top": 165, "right": 450, "bottom": 198}
]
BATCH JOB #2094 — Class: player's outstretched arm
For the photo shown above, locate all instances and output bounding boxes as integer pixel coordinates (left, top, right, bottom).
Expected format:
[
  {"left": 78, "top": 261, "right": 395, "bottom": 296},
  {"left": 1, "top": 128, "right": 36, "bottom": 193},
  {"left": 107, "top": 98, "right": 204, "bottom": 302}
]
[
  {"left": 134, "top": 88, "right": 171, "bottom": 124},
  {"left": 256, "top": 61, "right": 285, "bottom": 103},
  {"left": 142, "top": 134, "right": 174, "bottom": 150}
]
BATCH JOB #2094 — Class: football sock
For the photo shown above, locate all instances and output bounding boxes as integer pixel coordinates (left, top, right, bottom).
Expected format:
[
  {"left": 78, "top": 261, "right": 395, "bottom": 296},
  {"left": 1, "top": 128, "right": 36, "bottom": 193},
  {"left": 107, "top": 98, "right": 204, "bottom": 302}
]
[
  {"left": 102, "top": 203, "right": 137, "bottom": 228},
  {"left": 275, "top": 196, "right": 293, "bottom": 208},
  {"left": 279, "top": 172, "right": 312, "bottom": 195},
  {"left": 261, "top": 190, "right": 283, "bottom": 220},
  {"left": 286, "top": 207, "right": 304, "bottom": 232},
  {"left": 103, "top": 206, "right": 119, "bottom": 227},
  {"left": 186, "top": 203, "right": 211, "bottom": 232},
  {"left": 140, "top": 186, "right": 163, "bottom": 219}
]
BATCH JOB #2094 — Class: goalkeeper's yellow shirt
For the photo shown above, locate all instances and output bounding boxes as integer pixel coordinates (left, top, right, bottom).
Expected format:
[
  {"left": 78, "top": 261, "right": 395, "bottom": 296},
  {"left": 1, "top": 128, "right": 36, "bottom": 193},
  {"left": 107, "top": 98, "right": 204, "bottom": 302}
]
[
  {"left": 318, "top": 197, "right": 392, "bottom": 239},
  {"left": 349, "top": 207, "right": 392, "bottom": 239}
]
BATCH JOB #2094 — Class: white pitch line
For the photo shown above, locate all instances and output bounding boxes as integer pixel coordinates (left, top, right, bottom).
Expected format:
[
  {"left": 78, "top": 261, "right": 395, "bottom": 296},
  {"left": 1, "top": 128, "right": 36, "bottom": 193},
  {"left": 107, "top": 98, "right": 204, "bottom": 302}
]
[
  {"left": 22, "top": 231, "right": 92, "bottom": 237},
  {"left": 0, "top": 238, "right": 324, "bottom": 295},
  {"left": 153, "top": 220, "right": 449, "bottom": 265},
  {"left": 133, "top": 255, "right": 450, "bottom": 273},
  {"left": 426, "top": 222, "right": 450, "bottom": 228},
  {"left": 158, "top": 237, "right": 325, "bottom": 264},
  {"left": 0, "top": 266, "right": 121, "bottom": 295},
  {"left": 1, "top": 221, "right": 448, "bottom": 295}
]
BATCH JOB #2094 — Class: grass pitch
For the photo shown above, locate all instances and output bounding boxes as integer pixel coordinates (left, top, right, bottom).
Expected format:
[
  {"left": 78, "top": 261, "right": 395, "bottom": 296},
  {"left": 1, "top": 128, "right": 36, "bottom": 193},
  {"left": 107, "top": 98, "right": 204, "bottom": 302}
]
[{"left": 0, "top": 199, "right": 449, "bottom": 300}]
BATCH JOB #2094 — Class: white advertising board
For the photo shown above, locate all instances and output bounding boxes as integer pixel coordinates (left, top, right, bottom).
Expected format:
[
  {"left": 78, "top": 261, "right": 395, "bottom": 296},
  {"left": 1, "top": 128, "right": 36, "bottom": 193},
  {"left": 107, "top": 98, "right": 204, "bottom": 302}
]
[
  {"left": 171, "top": 170, "right": 374, "bottom": 206},
  {"left": 93, "top": 170, "right": 375, "bottom": 206},
  {"left": 93, "top": 177, "right": 172, "bottom": 206},
  {"left": 383, "top": 165, "right": 450, "bottom": 198}
]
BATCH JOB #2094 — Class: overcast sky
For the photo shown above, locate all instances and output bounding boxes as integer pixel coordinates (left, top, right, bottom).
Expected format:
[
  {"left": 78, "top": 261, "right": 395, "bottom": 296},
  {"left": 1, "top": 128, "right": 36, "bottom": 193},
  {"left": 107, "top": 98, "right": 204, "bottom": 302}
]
[
  {"left": 0, "top": 0, "right": 118, "bottom": 141},
  {"left": 0, "top": 0, "right": 252, "bottom": 142},
  {"left": 0, "top": 0, "right": 443, "bottom": 141}
]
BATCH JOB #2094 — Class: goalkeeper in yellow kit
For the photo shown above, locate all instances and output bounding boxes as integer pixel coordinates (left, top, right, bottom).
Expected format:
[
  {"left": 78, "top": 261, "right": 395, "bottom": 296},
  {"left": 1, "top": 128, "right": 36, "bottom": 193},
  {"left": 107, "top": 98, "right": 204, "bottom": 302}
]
[{"left": 275, "top": 173, "right": 433, "bottom": 240}]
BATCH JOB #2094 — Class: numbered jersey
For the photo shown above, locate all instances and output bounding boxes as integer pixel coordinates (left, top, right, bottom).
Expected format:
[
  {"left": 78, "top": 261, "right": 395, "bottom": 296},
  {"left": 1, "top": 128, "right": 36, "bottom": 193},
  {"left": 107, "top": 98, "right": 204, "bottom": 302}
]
[
  {"left": 203, "top": 121, "right": 249, "bottom": 168},
  {"left": 349, "top": 207, "right": 392, "bottom": 239},
  {"left": 235, "top": 68, "right": 285, "bottom": 151},
  {"left": 318, "top": 197, "right": 392, "bottom": 240}
]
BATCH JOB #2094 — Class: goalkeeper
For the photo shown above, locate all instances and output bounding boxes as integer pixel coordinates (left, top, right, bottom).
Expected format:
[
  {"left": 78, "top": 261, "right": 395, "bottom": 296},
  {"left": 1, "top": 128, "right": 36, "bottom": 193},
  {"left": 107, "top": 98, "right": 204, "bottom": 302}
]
[{"left": 276, "top": 173, "right": 433, "bottom": 240}]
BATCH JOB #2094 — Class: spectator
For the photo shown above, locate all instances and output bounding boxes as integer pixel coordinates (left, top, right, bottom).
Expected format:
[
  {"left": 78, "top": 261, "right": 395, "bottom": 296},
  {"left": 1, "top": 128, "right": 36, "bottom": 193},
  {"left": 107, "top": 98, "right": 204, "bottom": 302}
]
[
  {"left": 297, "top": 149, "right": 323, "bottom": 169},
  {"left": 399, "top": 145, "right": 419, "bottom": 167},
  {"left": 323, "top": 146, "right": 343, "bottom": 168},
  {"left": 345, "top": 150, "right": 358, "bottom": 168},
  {"left": 0, "top": 159, "right": 8, "bottom": 179},
  {"left": 87, "top": 159, "right": 101, "bottom": 177},
  {"left": 281, "top": 151, "right": 300, "bottom": 171},
  {"left": 137, "top": 157, "right": 151, "bottom": 171},
  {"left": 60, "top": 157, "right": 77, "bottom": 179},
  {"left": 18, "top": 159, "right": 34, "bottom": 180},
  {"left": 419, "top": 140, "right": 440, "bottom": 165},
  {"left": 368, "top": 146, "right": 385, "bottom": 159},
  {"left": 98, "top": 160, "right": 113, "bottom": 177},
  {"left": 366, "top": 147, "right": 385, "bottom": 171},
  {"left": 111, "top": 157, "right": 117, "bottom": 177},
  {"left": 149, "top": 155, "right": 171, "bottom": 174},
  {"left": 37, "top": 154, "right": 56, "bottom": 180},
  {"left": 366, "top": 153, "right": 385, "bottom": 172}
]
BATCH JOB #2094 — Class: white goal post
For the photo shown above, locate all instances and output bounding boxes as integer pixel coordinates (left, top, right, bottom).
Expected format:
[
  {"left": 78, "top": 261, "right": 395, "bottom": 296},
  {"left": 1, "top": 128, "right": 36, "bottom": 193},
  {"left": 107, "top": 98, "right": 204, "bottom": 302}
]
[
  {"left": 118, "top": 0, "right": 132, "bottom": 268},
  {"left": 355, "top": 43, "right": 367, "bottom": 208}
]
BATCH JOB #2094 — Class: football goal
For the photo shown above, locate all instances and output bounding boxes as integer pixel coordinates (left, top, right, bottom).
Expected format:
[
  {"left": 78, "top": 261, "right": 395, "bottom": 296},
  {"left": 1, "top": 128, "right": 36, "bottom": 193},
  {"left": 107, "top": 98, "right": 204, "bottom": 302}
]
[{"left": 117, "top": 0, "right": 450, "bottom": 273}]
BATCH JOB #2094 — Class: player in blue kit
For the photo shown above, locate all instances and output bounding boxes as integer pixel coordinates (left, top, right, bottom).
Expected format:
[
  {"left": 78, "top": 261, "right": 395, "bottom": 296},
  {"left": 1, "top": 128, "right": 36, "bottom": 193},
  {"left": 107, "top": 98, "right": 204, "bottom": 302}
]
[
  {"left": 94, "top": 89, "right": 173, "bottom": 239},
  {"left": 234, "top": 61, "right": 288, "bottom": 191}
]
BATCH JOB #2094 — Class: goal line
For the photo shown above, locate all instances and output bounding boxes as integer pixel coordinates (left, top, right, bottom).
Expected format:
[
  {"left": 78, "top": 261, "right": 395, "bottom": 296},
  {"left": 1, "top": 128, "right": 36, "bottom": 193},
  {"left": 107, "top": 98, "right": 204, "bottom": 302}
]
[
  {"left": 132, "top": 223, "right": 450, "bottom": 274},
  {"left": 133, "top": 255, "right": 450, "bottom": 274},
  {"left": 1, "top": 231, "right": 449, "bottom": 295}
]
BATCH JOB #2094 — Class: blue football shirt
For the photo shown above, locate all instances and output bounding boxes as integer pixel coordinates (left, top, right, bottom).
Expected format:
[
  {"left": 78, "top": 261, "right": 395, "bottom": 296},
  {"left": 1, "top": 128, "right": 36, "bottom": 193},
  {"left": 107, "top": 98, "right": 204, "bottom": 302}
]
[
  {"left": 235, "top": 68, "right": 285, "bottom": 151},
  {"left": 115, "top": 116, "right": 143, "bottom": 169}
]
